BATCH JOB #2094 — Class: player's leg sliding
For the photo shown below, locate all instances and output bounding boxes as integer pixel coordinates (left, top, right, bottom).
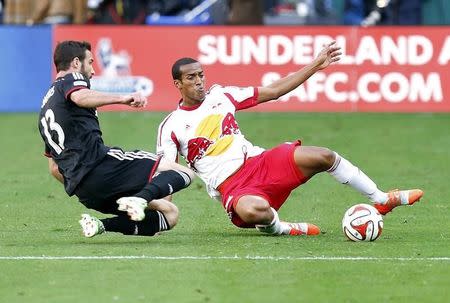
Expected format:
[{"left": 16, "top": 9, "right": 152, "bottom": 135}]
[
  {"left": 327, "top": 152, "right": 387, "bottom": 202},
  {"left": 327, "top": 152, "right": 423, "bottom": 215},
  {"left": 79, "top": 210, "right": 172, "bottom": 238},
  {"left": 79, "top": 214, "right": 105, "bottom": 238},
  {"left": 117, "top": 169, "right": 192, "bottom": 221},
  {"left": 102, "top": 210, "right": 171, "bottom": 236},
  {"left": 255, "top": 208, "right": 320, "bottom": 236}
]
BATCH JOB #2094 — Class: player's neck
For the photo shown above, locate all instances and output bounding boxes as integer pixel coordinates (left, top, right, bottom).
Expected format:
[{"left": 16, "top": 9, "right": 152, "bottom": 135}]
[
  {"left": 181, "top": 98, "right": 202, "bottom": 107},
  {"left": 55, "top": 69, "right": 74, "bottom": 79}
]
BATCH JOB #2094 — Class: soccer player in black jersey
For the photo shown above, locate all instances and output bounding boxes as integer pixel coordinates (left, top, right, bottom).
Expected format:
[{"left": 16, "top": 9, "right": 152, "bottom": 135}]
[{"left": 38, "top": 40, "right": 195, "bottom": 238}]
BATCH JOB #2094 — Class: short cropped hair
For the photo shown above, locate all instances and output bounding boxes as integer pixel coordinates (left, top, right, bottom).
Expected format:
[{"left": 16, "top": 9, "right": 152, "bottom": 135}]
[
  {"left": 54, "top": 40, "right": 91, "bottom": 72},
  {"left": 172, "top": 57, "right": 198, "bottom": 80}
]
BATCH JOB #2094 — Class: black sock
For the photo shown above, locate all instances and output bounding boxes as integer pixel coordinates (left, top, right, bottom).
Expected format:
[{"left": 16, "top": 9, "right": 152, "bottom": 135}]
[
  {"left": 135, "top": 170, "right": 191, "bottom": 202},
  {"left": 101, "top": 210, "right": 170, "bottom": 236},
  {"left": 101, "top": 215, "right": 136, "bottom": 235},
  {"left": 135, "top": 210, "right": 170, "bottom": 236}
]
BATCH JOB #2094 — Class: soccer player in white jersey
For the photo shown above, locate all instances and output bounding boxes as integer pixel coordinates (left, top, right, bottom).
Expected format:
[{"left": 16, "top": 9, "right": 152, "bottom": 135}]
[{"left": 156, "top": 41, "right": 423, "bottom": 236}]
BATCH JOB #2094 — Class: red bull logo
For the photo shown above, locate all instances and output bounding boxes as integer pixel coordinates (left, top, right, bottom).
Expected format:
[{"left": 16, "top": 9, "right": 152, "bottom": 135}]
[
  {"left": 221, "top": 113, "right": 239, "bottom": 135},
  {"left": 186, "top": 137, "right": 214, "bottom": 165},
  {"left": 186, "top": 113, "right": 240, "bottom": 167}
]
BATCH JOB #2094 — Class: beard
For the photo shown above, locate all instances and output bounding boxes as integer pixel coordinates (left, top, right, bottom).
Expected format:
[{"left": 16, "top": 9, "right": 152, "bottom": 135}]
[{"left": 80, "top": 63, "right": 91, "bottom": 79}]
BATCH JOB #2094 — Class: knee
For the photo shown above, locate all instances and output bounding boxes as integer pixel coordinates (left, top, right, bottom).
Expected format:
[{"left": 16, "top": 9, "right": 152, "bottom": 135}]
[
  {"left": 319, "top": 148, "right": 336, "bottom": 169},
  {"left": 295, "top": 146, "right": 336, "bottom": 175},
  {"left": 308, "top": 147, "right": 335, "bottom": 171},
  {"left": 163, "top": 203, "right": 179, "bottom": 229},
  {"left": 148, "top": 199, "right": 179, "bottom": 229},
  {"left": 235, "top": 197, "right": 271, "bottom": 224}
]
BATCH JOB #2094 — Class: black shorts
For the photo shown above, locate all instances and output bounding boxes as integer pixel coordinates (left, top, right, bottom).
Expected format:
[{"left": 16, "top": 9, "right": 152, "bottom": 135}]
[{"left": 74, "top": 148, "right": 158, "bottom": 215}]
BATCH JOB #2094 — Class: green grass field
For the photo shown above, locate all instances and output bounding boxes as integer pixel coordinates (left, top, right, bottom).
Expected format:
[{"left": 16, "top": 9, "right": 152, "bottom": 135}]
[{"left": 0, "top": 112, "right": 449, "bottom": 303}]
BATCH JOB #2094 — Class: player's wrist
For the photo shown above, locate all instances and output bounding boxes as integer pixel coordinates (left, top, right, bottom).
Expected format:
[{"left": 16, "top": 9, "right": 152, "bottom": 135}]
[
  {"left": 118, "top": 95, "right": 130, "bottom": 104},
  {"left": 310, "top": 58, "right": 323, "bottom": 70}
]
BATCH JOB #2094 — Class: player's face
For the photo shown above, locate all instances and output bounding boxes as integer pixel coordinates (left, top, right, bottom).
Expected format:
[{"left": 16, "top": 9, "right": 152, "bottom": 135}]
[
  {"left": 176, "top": 62, "right": 206, "bottom": 104},
  {"left": 80, "top": 50, "right": 95, "bottom": 79}
]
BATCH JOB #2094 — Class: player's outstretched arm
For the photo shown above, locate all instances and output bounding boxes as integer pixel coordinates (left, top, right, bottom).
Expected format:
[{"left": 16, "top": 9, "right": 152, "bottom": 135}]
[
  {"left": 71, "top": 89, "right": 147, "bottom": 109},
  {"left": 257, "top": 41, "right": 341, "bottom": 104}
]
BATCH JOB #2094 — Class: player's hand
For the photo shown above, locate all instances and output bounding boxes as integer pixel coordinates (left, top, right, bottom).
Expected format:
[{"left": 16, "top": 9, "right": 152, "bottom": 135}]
[
  {"left": 314, "top": 41, "right": 342, "bottom": 70},
  {"left": 122, "top": 92, "right": 148, "bottom": 108}
]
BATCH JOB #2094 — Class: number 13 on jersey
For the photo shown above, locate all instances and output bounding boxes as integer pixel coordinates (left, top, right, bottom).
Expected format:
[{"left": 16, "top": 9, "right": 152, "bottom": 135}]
[{"left": 40, "top": 109, "right": 66, "bottom": 154}]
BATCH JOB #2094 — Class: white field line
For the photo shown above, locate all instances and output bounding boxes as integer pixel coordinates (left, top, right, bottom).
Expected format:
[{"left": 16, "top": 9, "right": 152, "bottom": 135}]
[{"left": 0, "top": 256, "right": 449, "bottom": 261}]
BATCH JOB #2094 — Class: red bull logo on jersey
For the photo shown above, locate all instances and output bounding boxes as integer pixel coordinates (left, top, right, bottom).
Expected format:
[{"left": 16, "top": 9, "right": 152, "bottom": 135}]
[
  {"left": 186, "top": 113, "right": 240, "bottom": 167},
  {"left": 221, "top": 113, "right": 239, "bottom": 135},
  {"left": 186, "top": 137, "right": 214, "bottom": 165}
]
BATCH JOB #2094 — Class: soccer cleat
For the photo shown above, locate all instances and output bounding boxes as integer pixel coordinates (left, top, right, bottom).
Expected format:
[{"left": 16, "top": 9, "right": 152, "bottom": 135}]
[
  {"left": 373, "top": 189, "right": 424, "bottom": 215},
  {"left": 117, "top": 197, "right": 148, "bottom": 221},
  {"left": 281, "top": 222, "right": 321, "bottom": 236},
  {"left": 79, "top": 214, "right": 105, "bottom": 238}
]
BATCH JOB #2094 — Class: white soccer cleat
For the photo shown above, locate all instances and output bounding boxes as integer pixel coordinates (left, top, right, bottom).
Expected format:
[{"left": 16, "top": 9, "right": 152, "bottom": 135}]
[
  {"left": 79, "top": 214, "right": 105, "bottom": 238},
  {"left": 117, "top": 197, "right": 148, "bottom": 221}
]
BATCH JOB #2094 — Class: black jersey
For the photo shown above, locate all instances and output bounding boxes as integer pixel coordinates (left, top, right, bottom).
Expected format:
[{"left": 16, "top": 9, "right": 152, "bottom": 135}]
[{"left": 38, "top": 72, "right": 110, "bottom": 195}]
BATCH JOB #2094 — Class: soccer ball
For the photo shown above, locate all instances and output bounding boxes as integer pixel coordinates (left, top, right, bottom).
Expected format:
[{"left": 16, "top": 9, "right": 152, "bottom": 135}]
[{"left": 342, "top": 204, "right": 383, "bottom": 242}]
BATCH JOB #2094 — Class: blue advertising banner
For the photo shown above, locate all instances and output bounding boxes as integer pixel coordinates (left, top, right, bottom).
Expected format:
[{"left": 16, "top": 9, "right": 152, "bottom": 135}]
[{"left": 0, "top": 26, "right": 52, "bottom": 112}]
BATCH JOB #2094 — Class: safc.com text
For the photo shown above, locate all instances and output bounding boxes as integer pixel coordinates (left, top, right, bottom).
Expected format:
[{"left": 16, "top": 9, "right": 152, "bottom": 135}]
[{"left": 262, "top": 71, "right": 443, "bottom": 103}]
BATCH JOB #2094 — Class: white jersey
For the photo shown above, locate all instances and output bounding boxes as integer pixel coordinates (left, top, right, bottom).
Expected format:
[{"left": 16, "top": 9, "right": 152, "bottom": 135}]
[{"left": 157, "top": 84, "right": 265, "bottom": 198}]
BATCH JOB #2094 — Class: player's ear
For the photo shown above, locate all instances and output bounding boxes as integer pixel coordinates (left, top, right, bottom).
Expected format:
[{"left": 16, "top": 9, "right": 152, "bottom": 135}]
[
  {"left": 71, "top": 57, "right": 81, "bottom": 69},
  {"left": 174, "top": 79, "right": 182, "bottom": 89}
]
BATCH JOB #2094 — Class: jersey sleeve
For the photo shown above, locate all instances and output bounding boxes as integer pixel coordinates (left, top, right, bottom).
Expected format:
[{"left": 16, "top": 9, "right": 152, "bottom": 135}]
[
  {"left": 220, "top": 85, "right": 259, "bottom": 111},
  {"left": 61, "top": 72, "right": 91, "bottom": 101},
  {"left": 156, "top": 113, "right": 180, "bottom": 163}
]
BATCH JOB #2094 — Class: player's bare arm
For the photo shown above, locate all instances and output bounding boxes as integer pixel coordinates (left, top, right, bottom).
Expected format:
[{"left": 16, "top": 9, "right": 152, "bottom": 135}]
[
  {"left": 257, "top": 41, "right": 341, "bottom": 104},
  {"left": 70, "top": 89, "right": 147, "bottom": 108},
  {"left": 48, "top": 158, "right": 64, "bottom": 184}
]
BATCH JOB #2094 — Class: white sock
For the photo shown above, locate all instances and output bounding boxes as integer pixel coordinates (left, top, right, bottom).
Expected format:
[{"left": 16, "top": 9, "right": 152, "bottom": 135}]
[
  {"left": 328, "top": 152, "right": 388, "bottom": 203},
  {"left": 255, "top": 208, "right": 284, "bottom": 235}
]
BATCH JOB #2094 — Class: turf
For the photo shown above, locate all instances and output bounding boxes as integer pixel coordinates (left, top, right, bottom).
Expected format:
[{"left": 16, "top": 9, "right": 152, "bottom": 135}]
[{"left": 0, "top": 112, "right": 449, "bottom": 303}]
